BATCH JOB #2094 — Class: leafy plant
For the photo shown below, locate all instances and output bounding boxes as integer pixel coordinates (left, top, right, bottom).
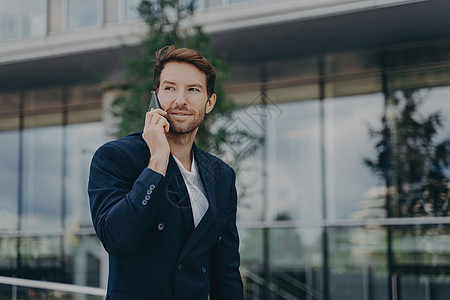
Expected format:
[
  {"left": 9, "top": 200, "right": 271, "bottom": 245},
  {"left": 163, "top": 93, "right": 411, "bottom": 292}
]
[
  {"left": 111, "top": 0, "right": 234, "bottom": 152},
  {"left": 365, "top": 89, "right": 450, "bottom": 217}
]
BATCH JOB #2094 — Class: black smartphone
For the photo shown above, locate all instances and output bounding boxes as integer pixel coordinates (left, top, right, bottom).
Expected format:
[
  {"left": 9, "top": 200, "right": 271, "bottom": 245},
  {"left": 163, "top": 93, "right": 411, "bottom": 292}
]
[{"left": 148, "top": 91, "right": 161, "bottom": 111}]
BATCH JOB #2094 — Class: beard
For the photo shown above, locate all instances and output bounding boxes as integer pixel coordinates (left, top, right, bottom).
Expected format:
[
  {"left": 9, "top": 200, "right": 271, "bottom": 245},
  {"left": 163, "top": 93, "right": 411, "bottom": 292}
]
[{"left": 166, "top": 105, "right": 206, "bottom": 135}]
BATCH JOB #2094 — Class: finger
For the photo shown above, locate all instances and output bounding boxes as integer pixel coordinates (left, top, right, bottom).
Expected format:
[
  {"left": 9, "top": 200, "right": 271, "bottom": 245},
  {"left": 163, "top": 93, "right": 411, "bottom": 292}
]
[
  {"left": 146, "top": 109, "right": 166, "bottom": 120},
  {"left": 159, "top": 116, "right": 170, "bottom": 132},
  {"left": 155, "top": 117, "right": 168, "bottom": 131},
  {"left": 144, "top": 112, "right": 152, "bottom": 128},
  {"left": 150, "top": 115, "right": 159, "bottom": 125},
  {"left": 152, "top": 108, "right": 167, "bottom": 116},
  {"left": 149, "top": 108, "right": 167, "bottom": 119},
  {"left": 163, "top": 121, "right": 170, "bottom": 133}
]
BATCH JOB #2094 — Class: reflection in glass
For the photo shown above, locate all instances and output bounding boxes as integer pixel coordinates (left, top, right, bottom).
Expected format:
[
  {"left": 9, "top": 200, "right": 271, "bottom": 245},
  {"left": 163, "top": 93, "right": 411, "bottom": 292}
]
[
  {"left": 24, "top": 87, "right": 63, "bottom": 128},
  {"left": 365, "top": 87, "right": 450, "bottom": 218},
  {"left": 64, "top": 234, "right": 106, "bottom": 287},
  {"left": 239, "top": 228, "right": 264, "bottom": 298},
  {"left": 0, "top": 236, "right": 17, "bottom": 270},
  {"left": 230, "top": 0, "right": 261, "bottom": 4},
  {"left": 400, "top": 275, "right": 450, "bottom": 300},
  {"left": 0, "top": 286, "right": 105, "bottom": 300},
  {"left": 393, "top": 224, "right": 450, "bottom": 267},
  {"left": 105, "top": 0, "right": 119, "bottom": 23},
  {"left": 328, "top": 226, "right": 388, "bottom": 300},
  {"left": 218, "top": 102, "right": 265, "bottom": 223},
  {"left": 0, "top": 131, "right": 19, "bottom": 231},
  {"left": 0, "top": 92, "right": 20, "bottom": 131},
  {"left": 22, "top": 126, "right": 63, "bottom": 231},
  {"left": 65, "top": 122, "right": 104, "bottom": 230},
  {"left": 0, "top": 234, "right": 106, "bottom": 293},
  {"left": 20, "top": 236, "right": 61, "bottom": 269},
  {"left": 266, "top": 100, "right": 322, "bottom": 222},
  {"left": 324, "top": 94, "right": 384, "bottom": 219},
  {"left": 269, "top": 227, "right": 322, "bottom": 298},
  {"left": 205, "top": 0, "right": 222, "bottom": 8},
  {"left": 67, "top": 0, "right": 99, "bottom": 29},
  {"left": 0, "top": 0, "right": 46, "bottom": 41},
  {"left": 67, "top": 84, "right": 102, "bottom": 124},
  {"left": 240, "top": 227, "right": 324, "bottom": 299},
  {"left": 49, "top": 0, "right": 63, "bottom": 33},
  {"left": 124, "top": 0, "right": 141, "bottom": 20}
]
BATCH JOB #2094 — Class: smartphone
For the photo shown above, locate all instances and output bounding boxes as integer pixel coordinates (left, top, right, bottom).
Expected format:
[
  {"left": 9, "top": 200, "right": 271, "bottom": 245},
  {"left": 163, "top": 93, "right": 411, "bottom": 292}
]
[{"left": 148, "top": 91, "right": 161, "bottom": 111}]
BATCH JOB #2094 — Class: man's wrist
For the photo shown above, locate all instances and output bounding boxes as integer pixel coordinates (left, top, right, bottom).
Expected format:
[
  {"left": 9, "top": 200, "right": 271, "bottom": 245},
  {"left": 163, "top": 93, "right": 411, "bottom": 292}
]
[{"left": 148, "top": 152, "right": 170, "bottom": 176}]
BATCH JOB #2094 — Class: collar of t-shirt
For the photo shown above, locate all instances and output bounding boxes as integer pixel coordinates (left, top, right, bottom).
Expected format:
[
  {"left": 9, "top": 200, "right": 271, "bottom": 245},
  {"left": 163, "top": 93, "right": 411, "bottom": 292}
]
[{"left": 172, "top": 153, "right": 209, "bottom": 228}]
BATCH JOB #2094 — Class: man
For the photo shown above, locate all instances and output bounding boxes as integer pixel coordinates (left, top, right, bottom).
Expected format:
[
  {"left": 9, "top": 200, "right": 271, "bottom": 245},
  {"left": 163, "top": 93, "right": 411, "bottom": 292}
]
[{"left": 88, "top": 46, "right": 244, "bottom": 299}]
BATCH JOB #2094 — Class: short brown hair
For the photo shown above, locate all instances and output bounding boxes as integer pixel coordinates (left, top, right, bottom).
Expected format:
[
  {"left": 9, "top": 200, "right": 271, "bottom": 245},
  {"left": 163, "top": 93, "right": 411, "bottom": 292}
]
[{"left": 153, "top": 46, "right": 216, "bottom": 97}]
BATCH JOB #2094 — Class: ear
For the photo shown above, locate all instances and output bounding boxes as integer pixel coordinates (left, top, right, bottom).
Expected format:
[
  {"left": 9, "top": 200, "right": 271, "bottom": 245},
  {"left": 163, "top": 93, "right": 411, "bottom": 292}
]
[{"left": 205, "top": 93, "right": 216, "bottom": 114}]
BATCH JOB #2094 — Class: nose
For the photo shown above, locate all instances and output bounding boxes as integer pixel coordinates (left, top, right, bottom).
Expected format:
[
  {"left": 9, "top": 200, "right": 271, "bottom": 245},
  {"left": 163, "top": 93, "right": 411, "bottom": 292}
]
[{"left": 173, "top": 90, "right": 188, "bottom": 106}]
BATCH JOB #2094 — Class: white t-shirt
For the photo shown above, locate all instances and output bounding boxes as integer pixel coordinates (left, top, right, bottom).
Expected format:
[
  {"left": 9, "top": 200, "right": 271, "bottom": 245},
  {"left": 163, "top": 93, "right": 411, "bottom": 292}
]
[{"left": 173, "top": 153, "right": 209, "bottom": 227}]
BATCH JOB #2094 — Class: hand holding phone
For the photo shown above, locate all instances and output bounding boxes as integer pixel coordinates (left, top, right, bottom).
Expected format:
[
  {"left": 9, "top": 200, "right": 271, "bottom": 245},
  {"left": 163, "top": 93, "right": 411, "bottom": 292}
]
[
  {"left": 143, "top": 91, "right": 170, "bottom": 175},
  {"left": 149, "top": 91, "right": 161, "bottom": 111}
]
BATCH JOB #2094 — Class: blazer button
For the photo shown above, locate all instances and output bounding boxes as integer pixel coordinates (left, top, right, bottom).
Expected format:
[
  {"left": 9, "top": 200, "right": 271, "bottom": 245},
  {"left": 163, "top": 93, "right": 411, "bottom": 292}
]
[
  {"left": 146, "top": 189, "right": 152, "bottom": 195},
  {"left": 201, "top": 266, "right": 206, "bottom": 274},
  {"left": 157, "top": 223, "right": 165, "bottom": 231},
  {"left": 142, "top": 199, "right": 148, "bottom": 206},
  {"left": 217, "top": 236, "right": 222, "bottom": 244},
  {"left": 177, "top": 264, "right": 182, "bottom": 271},
  {"left": 149, "top": 184, "right": 156, "bottom": 190}
]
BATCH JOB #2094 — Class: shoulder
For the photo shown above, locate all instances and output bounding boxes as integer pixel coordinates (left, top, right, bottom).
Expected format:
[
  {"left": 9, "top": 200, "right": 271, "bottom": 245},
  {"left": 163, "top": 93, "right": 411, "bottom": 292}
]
[
  {"left": 93, "top": 132, "right": 147, "bottom": 162},
  {"left": 195, "top": 146, "right": 235, "bottom": 179}
]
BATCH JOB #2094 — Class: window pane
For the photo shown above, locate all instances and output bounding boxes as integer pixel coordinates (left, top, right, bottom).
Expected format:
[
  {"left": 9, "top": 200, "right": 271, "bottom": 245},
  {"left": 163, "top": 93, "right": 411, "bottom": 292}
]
[
  {"left": 399, "top": 275, "right": 450, "bottom": 300},
  {"left": 124, "top": 0, "right": 141, "bottom": 20},
  {"left": 49, "top": 0, "right": 63, "bottom": 33},
  {"left": 239, "top": 227, "right": 323, "bottom": 299},
  {"left": 22, "top": 126, "right": 63, "bottom": 231},
  {"left": 0, "top": 92, "right": 20, "bottom": 131},
  {"left": 64, "top": 234, "right": 106, "bottom": 287},
  {"left": 20, "top": 236, "right": 62, "bottom": 269},
  {"left": 266, "top": 100, "right": 322, "bottom": 222},
  {"left": 67, "top": 84, "right": 102, "bottom": 124},
  {"left": 0, "top": 130, "right": 19, "bottom": 231},
  {"left": 65, "top": 122, "right": 104, "bottom": 230},
  {"left": 328, "top": 226, "right": 388, "bottom": 300},
  {"left": 24, "top": 88, "right": 63, "bottom": 128},
  {"left": 67, "top": 0, "right": 99, "bottom": 29},
  {"left": 324, "top": 93, "right": 384, "bottom": 219},
  {"left": 382, "top": 86, "right": 450, "bottom": 217},
  {"left": 0, "top": 0, "right": 46, "bottom": 41},
  {"left": 206, "top": 0, "right": 222, "bottom": 8},
  {"left": 105, "top": 0, "right": 119, "bottom": 23},
  {"left": 228, "top": 96, "right": 322, "bottom": 223},
  {"left": 393, "top": 224, "right": 450, "bottom": 267}
]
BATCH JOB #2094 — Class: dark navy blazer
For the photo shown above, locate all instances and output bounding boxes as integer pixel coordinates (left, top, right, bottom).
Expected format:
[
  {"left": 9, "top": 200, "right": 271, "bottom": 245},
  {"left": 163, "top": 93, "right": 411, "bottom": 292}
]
[{"left": 88, "top": 132, "right": 243, "bottom": 299}]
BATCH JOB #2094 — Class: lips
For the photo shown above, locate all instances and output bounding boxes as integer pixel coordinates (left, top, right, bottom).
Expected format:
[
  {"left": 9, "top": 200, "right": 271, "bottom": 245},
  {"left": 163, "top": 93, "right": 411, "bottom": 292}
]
[
  {"left": 169, "top": 109, "right": 193, "bottom": 116},
  {"left": 169, "top": 111, "right": 193, "bottom": 121},
  {"left": 171, "top": 112, "right": 192, "bottom": 115}
]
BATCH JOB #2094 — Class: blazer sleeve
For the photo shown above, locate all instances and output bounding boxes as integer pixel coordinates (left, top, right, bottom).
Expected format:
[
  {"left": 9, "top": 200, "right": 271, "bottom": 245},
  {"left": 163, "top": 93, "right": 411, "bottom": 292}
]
[
  {"left": 209, "top": 169, "right": 244, "bottom": 300},
  {"left": 88, "top": 142, "right": 167, "bottom": 258}
]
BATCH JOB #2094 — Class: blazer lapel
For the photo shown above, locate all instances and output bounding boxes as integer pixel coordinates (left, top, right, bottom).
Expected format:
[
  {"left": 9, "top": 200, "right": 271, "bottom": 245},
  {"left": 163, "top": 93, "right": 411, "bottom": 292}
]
[
  {"left": 179, "top": 144, "right": 217, "bottom": 260},
  {"left": 165, "top": 155, "right": 195, "bottom": 236}
]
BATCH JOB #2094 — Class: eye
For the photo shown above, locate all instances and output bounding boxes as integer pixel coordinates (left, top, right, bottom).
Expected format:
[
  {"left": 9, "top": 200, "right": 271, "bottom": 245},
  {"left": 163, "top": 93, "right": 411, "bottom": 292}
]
[
  {"left": 164, "top": 86, "right": 174, "bottom": 91},
  {"left": 188, "top": 87, "right": 200, "bottom": 92}
]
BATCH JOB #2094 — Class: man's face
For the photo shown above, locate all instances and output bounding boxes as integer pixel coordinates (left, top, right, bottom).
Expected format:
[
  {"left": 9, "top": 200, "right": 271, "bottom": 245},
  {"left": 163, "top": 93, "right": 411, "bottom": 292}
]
[{"left": 157, "top": 61, "right": 216, "bottom": 135}]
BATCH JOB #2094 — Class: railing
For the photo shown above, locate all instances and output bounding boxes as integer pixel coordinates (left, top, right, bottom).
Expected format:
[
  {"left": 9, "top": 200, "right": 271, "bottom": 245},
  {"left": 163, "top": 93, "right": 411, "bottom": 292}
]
[{"left": 0, "top": 276, "right": 106, "bottom": 299}]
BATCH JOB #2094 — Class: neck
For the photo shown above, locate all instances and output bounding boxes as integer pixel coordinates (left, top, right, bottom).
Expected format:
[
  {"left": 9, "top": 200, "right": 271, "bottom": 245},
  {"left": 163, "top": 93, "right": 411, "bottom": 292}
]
[{"left": 167, "top": 129, "right": 197, "bottom": 171}]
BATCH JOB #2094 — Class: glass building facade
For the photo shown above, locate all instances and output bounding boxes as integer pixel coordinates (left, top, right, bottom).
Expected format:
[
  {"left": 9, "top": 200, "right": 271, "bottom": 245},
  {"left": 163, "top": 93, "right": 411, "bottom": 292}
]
[
  {"left": 226, "top": 41, "right": 450, "bottom": 299},
  {"left": 1, "top": 0, "right": 450, "bottom": 299}
]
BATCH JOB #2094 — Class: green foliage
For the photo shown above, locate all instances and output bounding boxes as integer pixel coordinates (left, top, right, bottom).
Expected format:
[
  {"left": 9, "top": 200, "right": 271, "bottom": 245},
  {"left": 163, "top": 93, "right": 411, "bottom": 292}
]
[
  {"left": 112, "top": 0, "right": 234, "bottom": 152},
  {"left": 112, "top": 1, "right": 264, "bottom": 204},
  {"left": 365, "top": 89, "right": 450, "bottom": 217}
]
